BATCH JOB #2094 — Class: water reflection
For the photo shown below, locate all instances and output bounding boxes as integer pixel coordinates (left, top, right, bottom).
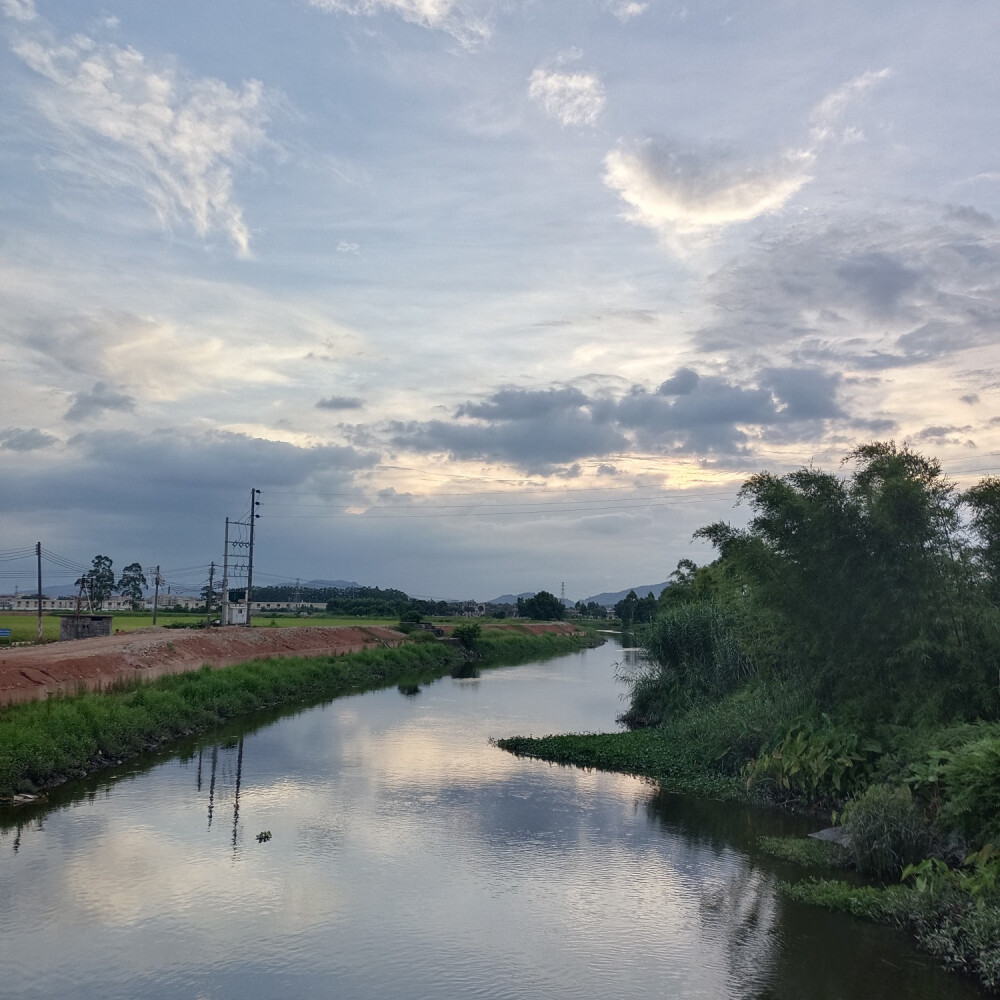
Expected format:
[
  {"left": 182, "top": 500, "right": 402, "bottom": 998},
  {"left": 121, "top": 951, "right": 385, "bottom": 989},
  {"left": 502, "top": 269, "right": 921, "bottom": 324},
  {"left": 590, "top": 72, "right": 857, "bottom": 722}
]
[{"left": 0, "top": 642, "right": 988, "bottom": 1000}]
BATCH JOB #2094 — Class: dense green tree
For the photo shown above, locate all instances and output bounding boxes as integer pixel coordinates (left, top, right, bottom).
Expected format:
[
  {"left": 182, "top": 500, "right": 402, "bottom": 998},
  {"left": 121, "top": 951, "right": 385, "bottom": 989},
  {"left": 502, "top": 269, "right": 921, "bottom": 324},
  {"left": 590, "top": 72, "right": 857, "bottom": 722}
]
[
  {"left": 615, "top": 590, "right": 657, "bottom": 625},
  {"left": 78, "top": 555, "right": 115, "bottom": 611},
  {"left": 966, "top": 476, "right": 1000, "bottom": 605},
  {"left": 116, "top": 562, "right": 147, "bottom": 610},
  {"left": 516, "top": 591, "right": 564, "bottom": 620},
  {"left": 694, "top": 442, "right": 995, "bottom": 716}
]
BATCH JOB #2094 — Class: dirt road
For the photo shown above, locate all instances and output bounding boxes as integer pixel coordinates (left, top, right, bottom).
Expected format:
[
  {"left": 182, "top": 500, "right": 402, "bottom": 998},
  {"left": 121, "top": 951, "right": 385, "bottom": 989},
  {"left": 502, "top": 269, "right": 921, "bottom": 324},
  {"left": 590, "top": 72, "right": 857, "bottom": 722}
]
[{"left": 0, "top": 625, "right": 407, "bottom": 706}]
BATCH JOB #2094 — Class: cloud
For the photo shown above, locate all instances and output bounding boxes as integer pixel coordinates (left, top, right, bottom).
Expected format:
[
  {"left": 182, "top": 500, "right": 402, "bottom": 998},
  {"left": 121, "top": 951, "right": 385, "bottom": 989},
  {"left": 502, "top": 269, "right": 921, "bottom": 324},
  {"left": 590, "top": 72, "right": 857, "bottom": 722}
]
[
  {"left": 305, "top": 0, "right": 493, "bottom": 46},
  {"left": 455, "top": 387, "right": 588, "bottom": 420},
  {"left": 56, "top": 428, "right": 379, "bottom": 497},
  {"left": 604, "top": 138, "right": 811, "bottom": 239},
  {"left": 11, "top": 28, "right": 271, "bottom": 256},
  {"left": 615, "top": 377, "right": 779, "bottom": 454},
  {"left": 606, "top": 1, "right": 648, "bottom": 22},
  {"left": 604, "top": 70, "right": 889, "bottom": 245},
  {"left": 390, "top": 387, "right": 626, "bottom": 472},
  {"left": 808, "top": 69, "right": 890, "bottom": 145},
  {"left": 388, "top": 367, "right": 847, "bottom": 470},
  {"left": 757, "top": 367, "right": 844, "bottom": 420},
  {"left": 65, "top": 381, "right": 136, "bottom": 421},
  {"left": 1, "top": 0, "right": 35, "bottom": 21},
  {"left": 836, "top": 252, "right": 920, "bottom": 317},
  {"left": 0, "top": 427, "right": 57, "bottom": 451},
  {"left": 528, "top": 68, "right": 605, "bottom": 127},
  {"left": 316, "top": 395, "right": 365, "bottom": 410},
  {"left": 658, "top": 367, "right": 699, "bottom": 396},
  {"left": 697, "top": 206, "right": 1000, "bottom": 367}
]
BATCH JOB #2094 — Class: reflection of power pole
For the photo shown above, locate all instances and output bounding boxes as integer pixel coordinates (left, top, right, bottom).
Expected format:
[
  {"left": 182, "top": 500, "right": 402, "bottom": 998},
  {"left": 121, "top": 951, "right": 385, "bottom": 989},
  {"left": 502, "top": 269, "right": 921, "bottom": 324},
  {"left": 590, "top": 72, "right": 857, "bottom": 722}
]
[
  {"left": 207, "top": 744, "right": 218, "bottom": 829},
  {"left": 232, "top": 736, "right": 244, "bottom": 852}
]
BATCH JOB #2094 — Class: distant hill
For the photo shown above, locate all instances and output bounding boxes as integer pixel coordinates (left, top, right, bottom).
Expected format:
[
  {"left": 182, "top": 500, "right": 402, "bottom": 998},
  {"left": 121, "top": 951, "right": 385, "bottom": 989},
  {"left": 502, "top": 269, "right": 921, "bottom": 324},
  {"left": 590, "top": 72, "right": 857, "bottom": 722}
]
[
  {"left": 578, "top": 583, "right": 671, "bottom": 607},
  {"left": 486, "top": 591, "right": 536, "bottom": 605},
  {"left": 486, "top": 583, "right": 671, "bottom": 608},
  {"left": 305, "top": 579, "right": 362, "bottom": 589}
]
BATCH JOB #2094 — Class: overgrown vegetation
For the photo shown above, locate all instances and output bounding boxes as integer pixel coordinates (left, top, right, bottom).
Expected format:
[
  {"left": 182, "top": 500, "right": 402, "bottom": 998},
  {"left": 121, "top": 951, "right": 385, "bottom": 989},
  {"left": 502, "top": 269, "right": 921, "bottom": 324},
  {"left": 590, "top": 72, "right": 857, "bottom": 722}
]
[
  {"left": 0, "top": 629, "right": 591, "bottom": 797},
  {"left": 496, "top": 443, "right": 1000, "bottom": 992}
]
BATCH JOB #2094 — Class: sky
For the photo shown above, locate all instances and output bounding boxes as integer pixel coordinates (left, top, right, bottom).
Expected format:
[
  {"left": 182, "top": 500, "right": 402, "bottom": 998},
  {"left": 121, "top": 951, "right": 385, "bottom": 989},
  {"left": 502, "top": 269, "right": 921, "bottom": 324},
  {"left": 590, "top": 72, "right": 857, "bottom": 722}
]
[{"left": 1, "top": 0, "right": 998, "bottom": 602}]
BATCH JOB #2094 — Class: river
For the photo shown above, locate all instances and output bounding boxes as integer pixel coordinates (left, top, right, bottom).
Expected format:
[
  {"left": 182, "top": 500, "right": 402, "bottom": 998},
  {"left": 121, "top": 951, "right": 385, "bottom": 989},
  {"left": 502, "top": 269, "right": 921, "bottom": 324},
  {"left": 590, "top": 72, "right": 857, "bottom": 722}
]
[{"left": 0, "top": 639, "right": 986, "bottom": 999}]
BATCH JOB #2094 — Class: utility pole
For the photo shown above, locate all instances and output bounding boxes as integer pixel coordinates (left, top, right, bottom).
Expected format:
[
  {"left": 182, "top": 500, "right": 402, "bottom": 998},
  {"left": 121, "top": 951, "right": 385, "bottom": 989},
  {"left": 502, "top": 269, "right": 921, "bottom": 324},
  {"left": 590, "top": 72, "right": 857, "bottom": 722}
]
[
  {"left": 221, "top": 518, "right": 230, "bottom": 626},
  {"left": 35, "top": 542, "right": 42, "bottom": 643},
  {"left": 206, "top": 561, "right": 215, "bottom": 628},
  {"left": 245, "top": 488, "right": 260, "bottom": 627},
  {"left": 152, "top": 566, "right": 161, "bottom": 626}
]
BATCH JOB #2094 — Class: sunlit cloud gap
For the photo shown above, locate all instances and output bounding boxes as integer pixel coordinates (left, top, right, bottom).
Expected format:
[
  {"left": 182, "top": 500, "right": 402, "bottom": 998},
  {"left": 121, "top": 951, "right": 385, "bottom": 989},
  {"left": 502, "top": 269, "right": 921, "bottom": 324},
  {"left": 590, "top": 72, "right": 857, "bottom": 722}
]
[
  {"left": 262, "top": 498, "right": 738, "bottom": 519},
  {"left": 263, "top": 492, "right": 733, "bottom": 510}
]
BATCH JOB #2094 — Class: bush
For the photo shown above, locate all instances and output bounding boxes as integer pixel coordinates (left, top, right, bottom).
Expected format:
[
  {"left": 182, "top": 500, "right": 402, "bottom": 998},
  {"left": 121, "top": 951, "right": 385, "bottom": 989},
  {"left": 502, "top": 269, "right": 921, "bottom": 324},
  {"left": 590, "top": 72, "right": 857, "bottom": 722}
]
[
  {"left": 452, "top": 623, "right": 482, "bottom": 652},
  {"left": 936, "top": 730, "right": 1000, "bottom": 847},
  {"left": 844, "top": 783, "right": 929, "bottom": 881}
]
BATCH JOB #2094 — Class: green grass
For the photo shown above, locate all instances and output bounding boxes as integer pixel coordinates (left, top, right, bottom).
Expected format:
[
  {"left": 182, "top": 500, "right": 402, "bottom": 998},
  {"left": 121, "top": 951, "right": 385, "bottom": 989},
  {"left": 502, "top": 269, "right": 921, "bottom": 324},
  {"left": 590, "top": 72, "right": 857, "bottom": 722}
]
[
  {"left": 0, "top": 629, "right": 592, "bottom": 797},
  {"left": 757, "top": 835, "right": 851, "bottom": 869}
]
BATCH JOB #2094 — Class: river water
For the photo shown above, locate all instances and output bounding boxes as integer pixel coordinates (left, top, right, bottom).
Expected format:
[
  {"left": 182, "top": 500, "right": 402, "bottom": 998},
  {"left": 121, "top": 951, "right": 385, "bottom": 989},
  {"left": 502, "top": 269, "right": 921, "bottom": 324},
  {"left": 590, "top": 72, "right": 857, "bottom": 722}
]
[{"left": 0, "top": 639, "right": 986, "bottom": 999}]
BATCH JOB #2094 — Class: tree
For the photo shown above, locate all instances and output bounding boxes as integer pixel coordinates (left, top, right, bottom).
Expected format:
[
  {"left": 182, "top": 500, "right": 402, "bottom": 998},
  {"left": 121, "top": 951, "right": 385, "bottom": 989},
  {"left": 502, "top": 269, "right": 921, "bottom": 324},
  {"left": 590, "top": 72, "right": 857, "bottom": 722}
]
[
  {"left": 694, "top": 441, "right": 983, "bottom": 713},
  {"left": 200, "top": 580, "right": 220, "bottom": 610},
  {"left": 117, "top": 562, "right": 147, "bottom": 610},
  {"left": 966, "top": 476, "right": 1000, "bottom": 605},
  {"left": 615, "top": 590, "right": 657, "bottom": 625},
  {"left": 615, "top": 590, "right": 640, "bottom": 625},
  {"left": 516, "top": 590, "right": 564, "bottom": 620},
  {"left": 80, "top": 555, "right": 115, "bottom": 611}
]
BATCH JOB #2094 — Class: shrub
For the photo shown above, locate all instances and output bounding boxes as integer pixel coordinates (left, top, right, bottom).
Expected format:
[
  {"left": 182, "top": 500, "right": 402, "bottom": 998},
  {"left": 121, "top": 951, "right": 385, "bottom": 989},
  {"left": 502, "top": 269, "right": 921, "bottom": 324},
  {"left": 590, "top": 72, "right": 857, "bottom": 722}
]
[
  {"left": 844, "top": 783, "right": 929, "bottom": 881},
  {"left": 452, "top": 622, "right": 482, "bottom": 652},
  {"left": 936, "top": 731, "right": 1000, "bottom": 847}
]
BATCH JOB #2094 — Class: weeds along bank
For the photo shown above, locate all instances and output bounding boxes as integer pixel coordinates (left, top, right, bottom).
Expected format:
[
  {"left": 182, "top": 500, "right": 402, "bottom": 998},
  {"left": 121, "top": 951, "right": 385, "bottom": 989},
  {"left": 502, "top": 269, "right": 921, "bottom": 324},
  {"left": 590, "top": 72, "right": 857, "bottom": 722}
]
[
  {"left": 500, "top": 444, "right": 1000, "bottom": 994},
  {"left": 0, "top": 629, "right": 593, "bottom": 798}
]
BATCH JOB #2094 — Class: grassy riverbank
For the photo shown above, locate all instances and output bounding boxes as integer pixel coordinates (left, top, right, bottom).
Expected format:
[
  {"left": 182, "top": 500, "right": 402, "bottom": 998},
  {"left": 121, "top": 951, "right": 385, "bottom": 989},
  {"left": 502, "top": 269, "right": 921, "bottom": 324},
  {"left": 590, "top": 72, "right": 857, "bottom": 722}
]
[
  {"left": 499, "top": 445, "right": 1000, "bottom": 994},
  {"left": 0, "top": 629, "right": 593, "bottom": 797}
]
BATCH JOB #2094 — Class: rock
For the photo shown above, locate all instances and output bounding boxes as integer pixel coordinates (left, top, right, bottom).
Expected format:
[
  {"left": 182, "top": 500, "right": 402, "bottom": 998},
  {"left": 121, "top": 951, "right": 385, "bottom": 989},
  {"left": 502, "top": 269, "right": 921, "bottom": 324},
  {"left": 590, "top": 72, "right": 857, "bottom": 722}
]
[{"left": 808, "top": 826, "right": 851, "bottom": 846}]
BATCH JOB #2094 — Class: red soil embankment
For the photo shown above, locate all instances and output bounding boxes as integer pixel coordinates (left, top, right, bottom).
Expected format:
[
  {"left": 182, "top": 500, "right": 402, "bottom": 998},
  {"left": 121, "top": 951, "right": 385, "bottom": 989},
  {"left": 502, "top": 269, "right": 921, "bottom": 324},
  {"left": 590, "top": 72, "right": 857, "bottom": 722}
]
[{"left": 0, "top": 626, "right": 406, "bottom": 706}]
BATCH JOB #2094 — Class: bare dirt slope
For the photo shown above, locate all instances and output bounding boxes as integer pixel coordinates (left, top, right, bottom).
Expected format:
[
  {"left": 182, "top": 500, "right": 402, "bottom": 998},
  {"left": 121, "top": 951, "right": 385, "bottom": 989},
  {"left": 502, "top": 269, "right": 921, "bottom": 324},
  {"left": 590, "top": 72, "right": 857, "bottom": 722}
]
[{"left": 0, "top": 626, "right": 406, "bottom": 706}]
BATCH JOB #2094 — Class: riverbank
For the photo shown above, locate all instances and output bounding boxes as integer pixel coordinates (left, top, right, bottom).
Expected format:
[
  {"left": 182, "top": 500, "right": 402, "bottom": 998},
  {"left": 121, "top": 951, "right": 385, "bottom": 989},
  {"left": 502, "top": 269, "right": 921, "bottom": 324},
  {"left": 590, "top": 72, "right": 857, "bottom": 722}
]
[
  {"left": 0, "top": 626, "right": 595, "bottom": 798},
  {"left": 496, "top": 682, "right": 1000, "bottom": 995}
]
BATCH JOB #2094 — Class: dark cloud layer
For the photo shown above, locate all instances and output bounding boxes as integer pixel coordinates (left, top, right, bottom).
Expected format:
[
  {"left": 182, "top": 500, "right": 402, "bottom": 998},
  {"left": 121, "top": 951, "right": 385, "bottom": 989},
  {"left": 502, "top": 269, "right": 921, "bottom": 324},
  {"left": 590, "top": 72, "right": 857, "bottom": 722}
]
[
  {"left": 316, "top": 396, "right": 365, "bottom": 410},
  {"left": 699, "top": 209, "right": 1000, "bottom": 372},
  {"left": 65, "top": 381, "right": 137, "bottom": 421},
  {"left": 0, "top": 427, "right": 59, "bottom": 452},
  {"left": 391, "top": 365, "right": 850, "bottom": 470}
]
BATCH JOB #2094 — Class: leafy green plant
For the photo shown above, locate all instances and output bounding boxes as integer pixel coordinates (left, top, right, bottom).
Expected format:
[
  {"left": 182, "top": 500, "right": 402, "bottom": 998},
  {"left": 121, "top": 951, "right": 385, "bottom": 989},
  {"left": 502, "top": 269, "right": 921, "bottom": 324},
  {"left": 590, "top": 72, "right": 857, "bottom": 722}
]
[{"left": 744, "top": 717, "right": 882, "bottom": 803}]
